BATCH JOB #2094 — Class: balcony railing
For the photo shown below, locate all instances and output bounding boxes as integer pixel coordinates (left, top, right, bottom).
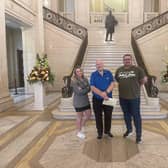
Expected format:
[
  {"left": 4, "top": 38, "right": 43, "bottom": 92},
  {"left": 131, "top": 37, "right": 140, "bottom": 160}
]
[{"left": 90, "top": 12, "right": 128, "bottom": 25}]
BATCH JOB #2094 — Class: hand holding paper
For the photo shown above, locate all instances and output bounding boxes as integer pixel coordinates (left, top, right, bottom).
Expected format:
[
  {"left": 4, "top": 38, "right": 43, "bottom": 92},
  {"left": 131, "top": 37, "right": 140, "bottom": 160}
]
[{"left": 103, "top": 98, "right": 117, "bottom": 107}]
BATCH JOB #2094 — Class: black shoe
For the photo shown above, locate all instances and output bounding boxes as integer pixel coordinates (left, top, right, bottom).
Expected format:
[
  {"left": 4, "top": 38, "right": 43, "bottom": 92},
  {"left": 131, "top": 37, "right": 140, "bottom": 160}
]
[
  {"left": 104, "top": 132, "right": 114, "bottom": 138},
  {"left": 97, "top": 135, "right": 102, "bottom": 139},
  {"left": 123, "top": 130, "right": 133, "bottom": 138},
  {"left": 136, "top": 137, "right": 142, "bottom": 144}
]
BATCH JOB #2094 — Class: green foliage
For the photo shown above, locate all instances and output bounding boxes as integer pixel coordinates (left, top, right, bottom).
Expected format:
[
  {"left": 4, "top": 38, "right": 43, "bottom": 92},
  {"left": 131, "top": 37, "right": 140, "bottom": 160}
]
[{"left": 161, "top": 69, "right": 168, "bottom": 83}]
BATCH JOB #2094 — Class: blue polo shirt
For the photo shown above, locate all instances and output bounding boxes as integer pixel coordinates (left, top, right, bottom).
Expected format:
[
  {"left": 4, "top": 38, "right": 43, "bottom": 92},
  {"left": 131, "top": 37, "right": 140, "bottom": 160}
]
[{"left": 90, "top": 69, "right": 114, "bottom": 100}]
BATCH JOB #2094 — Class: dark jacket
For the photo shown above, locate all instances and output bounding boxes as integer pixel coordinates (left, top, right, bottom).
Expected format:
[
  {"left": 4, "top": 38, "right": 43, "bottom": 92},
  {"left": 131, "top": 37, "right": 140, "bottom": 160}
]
[{"left": 105, "top": 14, "right": 117, "bottom": 33}]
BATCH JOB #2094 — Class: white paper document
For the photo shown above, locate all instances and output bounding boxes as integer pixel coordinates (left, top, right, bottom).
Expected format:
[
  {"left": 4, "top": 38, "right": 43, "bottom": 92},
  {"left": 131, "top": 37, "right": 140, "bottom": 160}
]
[{"left": 103, "top": 98, "right": 118, "bottom": 107}]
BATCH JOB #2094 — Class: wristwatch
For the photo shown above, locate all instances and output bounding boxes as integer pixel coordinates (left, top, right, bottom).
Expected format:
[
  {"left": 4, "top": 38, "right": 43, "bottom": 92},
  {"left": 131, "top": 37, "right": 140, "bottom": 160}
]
[{"left": 105, "top": 90, "right": 109, "bottom": 94}]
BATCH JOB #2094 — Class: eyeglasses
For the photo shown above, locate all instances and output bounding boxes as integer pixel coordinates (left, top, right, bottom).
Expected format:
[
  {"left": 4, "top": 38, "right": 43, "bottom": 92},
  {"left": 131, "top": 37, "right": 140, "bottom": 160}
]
[{"left": 123, "top": 58, "right": 131, "bottom": 60}]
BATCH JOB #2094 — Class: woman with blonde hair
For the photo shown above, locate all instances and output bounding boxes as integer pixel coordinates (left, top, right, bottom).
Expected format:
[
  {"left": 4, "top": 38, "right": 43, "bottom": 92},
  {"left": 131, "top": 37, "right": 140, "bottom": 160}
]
[{"left": 71, "top": 66, "right": 91, "bottom": 139}]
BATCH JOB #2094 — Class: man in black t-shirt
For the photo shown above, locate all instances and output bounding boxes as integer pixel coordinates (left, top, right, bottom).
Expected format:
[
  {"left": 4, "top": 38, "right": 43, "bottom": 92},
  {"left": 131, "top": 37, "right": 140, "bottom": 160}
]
[{"left": 115, "top": 54, "right": 147, "bottom": 144}]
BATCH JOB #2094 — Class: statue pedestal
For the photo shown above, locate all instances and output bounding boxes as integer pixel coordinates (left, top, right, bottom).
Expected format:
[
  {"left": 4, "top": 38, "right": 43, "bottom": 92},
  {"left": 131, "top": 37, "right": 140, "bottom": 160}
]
[{"left": 33, "top": 82, "right": 47, "bottom": 111}]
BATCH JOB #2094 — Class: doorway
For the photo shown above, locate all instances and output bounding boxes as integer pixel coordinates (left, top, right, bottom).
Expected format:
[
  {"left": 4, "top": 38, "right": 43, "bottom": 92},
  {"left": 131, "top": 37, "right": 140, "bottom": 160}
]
[
  {"left": 17, "top": 50, "right": 24, "bottom": 87},
  {"left": 6, "top": 26, "right": 24, "bottom": 91}
]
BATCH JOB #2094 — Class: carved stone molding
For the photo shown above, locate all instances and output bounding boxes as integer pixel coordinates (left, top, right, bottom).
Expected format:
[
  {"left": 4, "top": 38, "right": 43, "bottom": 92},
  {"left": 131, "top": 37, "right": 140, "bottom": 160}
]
[
  {"left": 5, "top": 0, "right": 36, "bottom": 26},
  {"left": 132, "top": 11, "right": 168, "bottom": 40},
  {"left": 43, "top": 7, "right": 87, "bottom": 40}
]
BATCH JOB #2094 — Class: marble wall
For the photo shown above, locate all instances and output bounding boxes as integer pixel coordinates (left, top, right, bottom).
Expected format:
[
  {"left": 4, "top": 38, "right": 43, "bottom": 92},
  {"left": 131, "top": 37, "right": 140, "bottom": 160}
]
[
  {"left": 75, "top": 0, "right": 90, "bottom": 26},
  {"left": 5, "top": 0, "right": 36, "bottom": 26},
  {"left": 160, "top": 0, "right": 168, "bottom": 12},
  {"left": 44, "top": 22, "right": 81, "bottom": 90},
  {"left": 0, "top": 0, "right": 13, "bottom": 112},
  {"left": 137, "top": 24, "right": 168, "bottom": 91}
]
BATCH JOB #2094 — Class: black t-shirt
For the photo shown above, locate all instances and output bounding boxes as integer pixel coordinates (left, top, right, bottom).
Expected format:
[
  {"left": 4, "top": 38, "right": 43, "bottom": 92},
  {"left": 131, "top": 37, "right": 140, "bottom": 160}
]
[{"left": 115, "top": 65, "right": 146, "bottom": 99}]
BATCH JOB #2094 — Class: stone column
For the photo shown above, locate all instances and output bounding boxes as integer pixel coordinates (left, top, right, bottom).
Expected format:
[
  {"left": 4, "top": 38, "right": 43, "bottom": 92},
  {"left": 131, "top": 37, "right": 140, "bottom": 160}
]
[
  {"left": 100, "top": 0, "right": 104, "bottom": 12},
  {"left": 128, "top": 0, "right": 144, "bottom": 26},
  {"left": 22, "top": 27, "right": 36, "bottom": 94},
  {"left": 34, "top": 0, "right": 46, "bottom": 110},
  {"left": 75, "top": 0, "right": 90, "bottom": 27},
  {"left": 43, "top": 0, "right": 51, "bottom": 9},
  {"left": 51, "top": 0, "right": 59, "bottom": 12},
  {"left": 23, "top": 0, "right": 46, "bottom": 111},
  {"left": 91, "top": 0, "right": 96, "bottom": 12},
  {"left": 36, "top": 0, "right": 45, "bottom": 54},
  {"left": 0, "top": 0, "right": 13, "bottom": 112},
  {"left": 160, "top": 0, "right": 168, "bottom": 13},
  {"left": 33, "top": 82, "right": 47, "bottom": 110}
]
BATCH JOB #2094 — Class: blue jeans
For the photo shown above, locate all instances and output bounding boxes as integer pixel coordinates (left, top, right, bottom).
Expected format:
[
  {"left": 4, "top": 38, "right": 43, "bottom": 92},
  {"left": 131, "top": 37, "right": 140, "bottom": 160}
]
[{"left": 119, "top": 97, "right": 141, "bottom": 138}]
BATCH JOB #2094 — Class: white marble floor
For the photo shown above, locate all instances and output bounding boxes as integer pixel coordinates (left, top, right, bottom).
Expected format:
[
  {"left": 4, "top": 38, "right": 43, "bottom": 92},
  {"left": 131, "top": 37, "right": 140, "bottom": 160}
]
[{"left": 0, "top": 111, "right": 167, "bottom": 168}]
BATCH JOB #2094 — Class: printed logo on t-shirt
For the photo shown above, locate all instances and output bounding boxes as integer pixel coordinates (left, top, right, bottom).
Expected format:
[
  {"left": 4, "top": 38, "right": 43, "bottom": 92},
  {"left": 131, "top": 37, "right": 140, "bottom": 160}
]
[{"left": 118, "top": 71, "right": 136, "bottom": 79}]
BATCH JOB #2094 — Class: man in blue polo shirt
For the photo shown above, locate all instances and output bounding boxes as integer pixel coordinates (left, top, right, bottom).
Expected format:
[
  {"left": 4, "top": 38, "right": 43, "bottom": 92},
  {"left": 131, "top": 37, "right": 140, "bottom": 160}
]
[{"left": 90, "top": 60, "right": 115, "bottom": 139}]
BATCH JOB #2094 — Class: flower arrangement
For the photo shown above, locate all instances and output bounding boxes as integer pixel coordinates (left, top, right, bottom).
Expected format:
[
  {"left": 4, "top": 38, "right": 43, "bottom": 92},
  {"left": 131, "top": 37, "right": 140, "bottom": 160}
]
[
  {"left": 161, "top": 65, "right": 168, "bottom": 83},
  {"left": 27, "top": 53, "right": 54, "bottom": 84},
  {"left": 161, "top": 47, "right": 168, "bottom": 83}
]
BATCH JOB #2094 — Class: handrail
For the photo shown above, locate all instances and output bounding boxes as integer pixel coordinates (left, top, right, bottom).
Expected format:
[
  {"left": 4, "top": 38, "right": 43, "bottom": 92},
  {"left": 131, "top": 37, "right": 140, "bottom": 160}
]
[
  {"left": 43, "top": 7, "right": 88, "bottom": 98},
  {"left": 132, "top": 10, "right": 168, "bottom": 40},
  {"left": 43, "top": 7, "right": 87, "bottom": 40},
  {"left": 131, "top": 35, "right": 158, "bottom": 97},
  {"left": 130, "top": 11, "right": 168, "bottom": 97}
]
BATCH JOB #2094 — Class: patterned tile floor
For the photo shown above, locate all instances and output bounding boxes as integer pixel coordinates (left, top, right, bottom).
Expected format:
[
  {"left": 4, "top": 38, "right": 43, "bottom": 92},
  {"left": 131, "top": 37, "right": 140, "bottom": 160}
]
[{"left": 0, "top": 108, "right": 167, "bottom": 168}]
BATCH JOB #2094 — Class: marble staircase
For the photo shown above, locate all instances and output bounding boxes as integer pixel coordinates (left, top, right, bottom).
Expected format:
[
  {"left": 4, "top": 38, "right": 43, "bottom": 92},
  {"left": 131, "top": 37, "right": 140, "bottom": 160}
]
[{"left": 53, "top": 26, "right": 167, "bottom": 119}]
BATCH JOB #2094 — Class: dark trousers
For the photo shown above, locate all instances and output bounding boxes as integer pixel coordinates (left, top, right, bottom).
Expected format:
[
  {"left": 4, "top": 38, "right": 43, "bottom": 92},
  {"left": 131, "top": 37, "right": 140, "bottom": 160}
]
[
  {"left": 93, "top": 97, "right": 113, "bottom": 135},
  {"left": 105, "top": 29, "right": 113, "bottom": 41},
  {"left": 119, "top": 97, "right": 141, "bottom": 138}
]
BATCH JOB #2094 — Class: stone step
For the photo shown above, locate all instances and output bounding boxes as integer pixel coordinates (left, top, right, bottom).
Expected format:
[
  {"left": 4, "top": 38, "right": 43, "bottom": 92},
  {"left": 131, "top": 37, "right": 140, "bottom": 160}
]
[
  {"left": 84, "top": 62, "right": 124, "bottom": 66},
  {"left": 58, "top": 106, "right": 160, "bottom": 113},
  {"left": 87, "top": 50, "right": 132, "bottom": 54},
  {"left": 88, "top": 46, "right": 132, "bottom": 49},
  {"left": 0, "top": 121, "right": 50, "bottom": 167},
  {"left": 14, "top": 95, "right": 34, "bottom": 110},
  {"left": 52, "top": 108, "right": 167, "bottom": 120},
  {"left": 87, "top": 46, "right": 132, "bottom": 49},
  {"left": 83, "top": 60, "right": 123, "bottom": 63},
  {"left": 59, "top": 94, "right": 149, "bottom": 108},
  {"left": 85, "top": 58, "right": 124, "bottom": 62},
  {"left": 85, "top": 55, "right": 127, "bottom": 58},
  {"left": 83, "top": 68, "right": 120, "bottom": 74}
]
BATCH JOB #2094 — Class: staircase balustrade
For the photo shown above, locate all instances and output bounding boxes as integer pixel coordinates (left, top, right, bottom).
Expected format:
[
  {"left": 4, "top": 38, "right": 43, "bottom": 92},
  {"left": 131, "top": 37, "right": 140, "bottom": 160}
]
[
  {"left": 132, "top": 10, "right": 168, "bottom": 40},
  {"left": 43, "top": 7, "right": 87, "bottom": 40},
  {"left": 131, "top": 11, "right": 168, "bottom": 97},
  {"left": 43, "top": 7, "right": 88, "bottom": 98}
]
